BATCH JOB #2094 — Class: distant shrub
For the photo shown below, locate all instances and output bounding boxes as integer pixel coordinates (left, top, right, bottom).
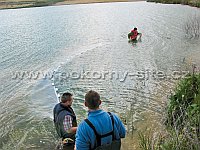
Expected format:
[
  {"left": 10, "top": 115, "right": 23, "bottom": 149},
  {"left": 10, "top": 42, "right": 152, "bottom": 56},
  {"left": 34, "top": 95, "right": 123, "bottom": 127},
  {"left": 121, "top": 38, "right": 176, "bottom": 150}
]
[
  {"left": 147, "top": 0, "right": 200, "bottom": 8},
  {"left": 184, "top": 15, "right": 200, "bottom": 39}
]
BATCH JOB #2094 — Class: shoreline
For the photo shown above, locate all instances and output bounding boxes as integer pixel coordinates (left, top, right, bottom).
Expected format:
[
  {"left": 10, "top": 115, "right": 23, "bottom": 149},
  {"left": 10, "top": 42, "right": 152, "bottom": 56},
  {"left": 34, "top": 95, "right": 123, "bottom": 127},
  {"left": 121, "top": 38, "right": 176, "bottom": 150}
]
[
  {"left": 0, "top": 0, "right": 144, "bottom": 10},
  {"left": 1, "top": 0, "right": 199, "bottom": 10},
  {"left": 147, "top": 0, "right": 200, "bottom": 8},
  {"left": 54, "top": 0, "right": 143, "bottom": 6}
]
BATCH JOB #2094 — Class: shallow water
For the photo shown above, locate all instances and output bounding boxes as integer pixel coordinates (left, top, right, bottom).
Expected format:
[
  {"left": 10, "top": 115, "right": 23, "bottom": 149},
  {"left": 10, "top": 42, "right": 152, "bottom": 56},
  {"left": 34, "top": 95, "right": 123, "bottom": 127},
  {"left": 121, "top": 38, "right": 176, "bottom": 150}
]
[{"left": 0, "top": 2, "right": 200, "bottom": 149}]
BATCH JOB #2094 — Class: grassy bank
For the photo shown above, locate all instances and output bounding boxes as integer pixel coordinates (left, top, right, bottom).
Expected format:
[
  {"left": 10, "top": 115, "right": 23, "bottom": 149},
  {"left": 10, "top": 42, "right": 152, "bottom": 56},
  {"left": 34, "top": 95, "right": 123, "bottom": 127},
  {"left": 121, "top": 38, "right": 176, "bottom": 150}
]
[
  {"left": 0, "top": 0, "right": 65, "bottom": 9},
  {"left": 0, "top": 0, "right": 141, "bottom": 9},
  {"left": 147, "top": 0, "right": 200, "bottom": 8},
  {"left": 138, "top": 69, "right": 200, "bottom": 149}
]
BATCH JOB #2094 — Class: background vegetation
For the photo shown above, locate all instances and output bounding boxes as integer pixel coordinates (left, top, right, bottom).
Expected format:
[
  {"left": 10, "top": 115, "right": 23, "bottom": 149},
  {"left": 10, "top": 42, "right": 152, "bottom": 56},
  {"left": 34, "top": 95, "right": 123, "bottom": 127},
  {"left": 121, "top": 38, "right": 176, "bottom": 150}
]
[
  {"left": 147, "top": 0, "right": 200, "bottom": 8},
  {"left": 138, "top": 66, "right": 200, "bottom": 150},
  {"left": 0, "top": 0, "right": 65, "bottom": 9}
]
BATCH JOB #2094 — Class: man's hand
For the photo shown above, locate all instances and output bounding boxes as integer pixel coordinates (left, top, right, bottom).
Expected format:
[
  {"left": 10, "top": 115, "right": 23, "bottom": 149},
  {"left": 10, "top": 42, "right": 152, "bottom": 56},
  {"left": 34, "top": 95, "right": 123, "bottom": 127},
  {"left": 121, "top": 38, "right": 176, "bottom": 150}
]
[{"left": 67, "top": 127, "right": 77, "bottom": 134}]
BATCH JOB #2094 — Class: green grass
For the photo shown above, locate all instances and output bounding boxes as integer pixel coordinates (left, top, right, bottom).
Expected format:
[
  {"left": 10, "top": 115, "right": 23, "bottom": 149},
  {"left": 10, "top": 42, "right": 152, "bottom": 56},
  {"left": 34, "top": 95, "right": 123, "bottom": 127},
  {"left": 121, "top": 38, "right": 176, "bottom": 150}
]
[
  {"left": 138, "top": 71, "right": 200, "bottom": 150},
  {"left": 0, "top": 0, "right": 66, "bottom": 9},
  {"left": 147, "top": 0, "right": 200, "bottom": 8}
]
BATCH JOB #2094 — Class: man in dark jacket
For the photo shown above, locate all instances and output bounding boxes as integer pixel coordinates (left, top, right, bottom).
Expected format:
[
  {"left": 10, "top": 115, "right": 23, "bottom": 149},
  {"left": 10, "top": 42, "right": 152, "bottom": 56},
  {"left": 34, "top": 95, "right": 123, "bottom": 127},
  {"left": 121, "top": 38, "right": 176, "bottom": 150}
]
[{"left": 53, "top": 92, "right": 77, "bottom": 149}]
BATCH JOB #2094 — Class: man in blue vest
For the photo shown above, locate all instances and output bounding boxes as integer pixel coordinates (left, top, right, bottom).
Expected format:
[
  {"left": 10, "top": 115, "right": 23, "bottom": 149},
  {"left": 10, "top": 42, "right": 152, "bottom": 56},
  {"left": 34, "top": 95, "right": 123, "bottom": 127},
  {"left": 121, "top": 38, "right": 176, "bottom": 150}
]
[
  {"left": 75, "top": 90, "right": 126, "bottom": 150},
  {"left": 53, "top": 92, "right": 77, "bottom": 149}
]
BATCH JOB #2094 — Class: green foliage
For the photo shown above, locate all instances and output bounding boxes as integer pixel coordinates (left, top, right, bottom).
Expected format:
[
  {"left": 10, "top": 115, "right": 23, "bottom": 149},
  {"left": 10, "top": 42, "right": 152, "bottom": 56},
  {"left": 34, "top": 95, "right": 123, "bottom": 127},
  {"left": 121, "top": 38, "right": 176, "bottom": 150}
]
[
  {"left": 0, "top": 0, "right": 66, "bottom": 9},
  {"left": 138, "top": 73, "right": 200, "bottom": 150},
  {"left": 138, "top": 130, "right": 161, "bottom": 150},
  {"left": 138, "top": 131, "right": 153, "bottom": 150},
  {"left": 147, "top": 0, "right": 200, "bottom": 8},
  {"left": 166, "top": 74, "right": 200, "bottom": 129}
]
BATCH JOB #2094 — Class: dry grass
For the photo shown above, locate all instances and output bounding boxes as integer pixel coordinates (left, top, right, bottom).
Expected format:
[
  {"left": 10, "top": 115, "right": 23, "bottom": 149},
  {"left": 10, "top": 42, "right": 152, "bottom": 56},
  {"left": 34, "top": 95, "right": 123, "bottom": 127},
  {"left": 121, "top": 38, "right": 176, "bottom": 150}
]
[
  {"left": 54, "top": 0, "right": 142, "bottom": 5},
  {"left": 0, "top": 0, "right": 42, "bottom": 9},
  {"left": 0, "top": 0, "right": 143, "bottom": 9}
]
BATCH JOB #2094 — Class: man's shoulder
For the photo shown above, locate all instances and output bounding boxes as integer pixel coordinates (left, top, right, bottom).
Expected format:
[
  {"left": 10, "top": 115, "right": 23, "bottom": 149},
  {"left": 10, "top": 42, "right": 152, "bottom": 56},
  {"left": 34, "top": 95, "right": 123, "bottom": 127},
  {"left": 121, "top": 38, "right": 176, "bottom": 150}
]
[
  {"left": 53, "top": 103, "right": 71, "bottom": 116},
  {"left": 108, "top": 112, "right": 123, "bottom": 124},
  {"left": 77, "top": 119, "right": 90, "bottom": 133},
  {"left": 108, "top": 112, "right": 119, "bottom": 118},
  {"left": 95, "top": 111, "right": 120, "bottom": 120},
  {"left": 53, "top": 103, "right": 60, "bottom": 109},
  {"left": 79, "top": 119, "right": 88, "bottom": 127}
]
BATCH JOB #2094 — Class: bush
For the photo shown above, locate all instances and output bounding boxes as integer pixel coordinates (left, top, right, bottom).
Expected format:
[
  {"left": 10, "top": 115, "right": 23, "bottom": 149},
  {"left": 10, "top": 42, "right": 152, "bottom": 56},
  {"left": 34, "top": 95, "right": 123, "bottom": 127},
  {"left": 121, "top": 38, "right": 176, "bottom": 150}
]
[
  {"left": 184, "top": 15, "right": 200, "bottom": 39},
  {"left": 138, "top": 71, "right": 200, "bottom": 150},
  {"left": 147, "top": 0, "right": 200, "bottom": 8}
]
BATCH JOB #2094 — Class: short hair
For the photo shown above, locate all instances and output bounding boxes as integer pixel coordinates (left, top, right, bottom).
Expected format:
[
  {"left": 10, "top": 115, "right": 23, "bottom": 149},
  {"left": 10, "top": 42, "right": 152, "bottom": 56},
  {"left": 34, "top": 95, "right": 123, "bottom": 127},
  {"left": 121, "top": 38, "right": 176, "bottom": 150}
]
[
  {"left": 134, "top": 27, "right": 137, "bottom": 30},
  {"left": 61, "top": 92, "right": 73, "bottom": 103},
  {"left": 85, "top": 90, "right": 100, "bottom": 109}
]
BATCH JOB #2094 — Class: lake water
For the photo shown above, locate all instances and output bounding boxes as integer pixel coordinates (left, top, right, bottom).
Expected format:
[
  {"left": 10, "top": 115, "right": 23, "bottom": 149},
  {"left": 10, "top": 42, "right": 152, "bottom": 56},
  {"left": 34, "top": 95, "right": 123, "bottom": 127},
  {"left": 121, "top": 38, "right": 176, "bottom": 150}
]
[{"left": 0, "top": 1, "right": 200, "bottom": 149}]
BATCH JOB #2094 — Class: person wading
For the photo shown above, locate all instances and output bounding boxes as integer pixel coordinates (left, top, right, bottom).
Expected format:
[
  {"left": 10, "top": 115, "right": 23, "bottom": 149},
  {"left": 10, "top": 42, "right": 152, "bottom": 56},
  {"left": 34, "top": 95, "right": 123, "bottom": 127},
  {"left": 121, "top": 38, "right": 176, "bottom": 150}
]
[{"left": 130, "top": 27, "right": 138, "bottom": 40}]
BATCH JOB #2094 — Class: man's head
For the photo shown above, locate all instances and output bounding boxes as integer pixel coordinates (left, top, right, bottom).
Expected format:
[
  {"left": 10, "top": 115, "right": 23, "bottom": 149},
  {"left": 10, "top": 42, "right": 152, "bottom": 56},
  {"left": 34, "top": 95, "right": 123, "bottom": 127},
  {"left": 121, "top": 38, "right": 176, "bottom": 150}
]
[
  {"left": 85, "top": 90, "right": 101, "bottom": 110},
  {"left": 61, "top": 92, "right": 73, "bottom": 106},
  {"left": 134, "top": 27, "right": 137, "bottom": 30}
]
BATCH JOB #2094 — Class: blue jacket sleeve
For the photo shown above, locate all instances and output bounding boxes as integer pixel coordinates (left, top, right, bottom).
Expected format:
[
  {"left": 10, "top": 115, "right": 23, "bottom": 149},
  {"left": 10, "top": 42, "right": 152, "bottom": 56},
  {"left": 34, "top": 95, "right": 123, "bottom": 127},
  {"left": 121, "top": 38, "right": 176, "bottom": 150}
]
[
  {"left": 75, "top": 121, "right": 90, "bottom": 150},
  {"left": 112, "top": 113, "right": 126, "bottom": 138}
]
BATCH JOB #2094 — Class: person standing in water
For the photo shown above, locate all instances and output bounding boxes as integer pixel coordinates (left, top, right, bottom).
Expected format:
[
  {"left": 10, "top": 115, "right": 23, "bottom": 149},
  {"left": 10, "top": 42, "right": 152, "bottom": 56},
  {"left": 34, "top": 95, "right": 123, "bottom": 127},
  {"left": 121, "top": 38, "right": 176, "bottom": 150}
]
[
  {"left": 130, "top": 27, "right": 139, "bottom": 40},
  {"left": 53, "top": 92, "right": 77, "bottom": 149}
]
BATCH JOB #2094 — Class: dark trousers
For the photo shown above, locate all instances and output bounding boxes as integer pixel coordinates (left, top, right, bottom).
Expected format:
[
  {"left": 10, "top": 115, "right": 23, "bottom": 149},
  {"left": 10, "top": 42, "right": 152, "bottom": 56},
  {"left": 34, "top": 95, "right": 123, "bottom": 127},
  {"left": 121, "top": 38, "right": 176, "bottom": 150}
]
[{"left": 62, "top": 143, "right": 74, "bottom": 150}]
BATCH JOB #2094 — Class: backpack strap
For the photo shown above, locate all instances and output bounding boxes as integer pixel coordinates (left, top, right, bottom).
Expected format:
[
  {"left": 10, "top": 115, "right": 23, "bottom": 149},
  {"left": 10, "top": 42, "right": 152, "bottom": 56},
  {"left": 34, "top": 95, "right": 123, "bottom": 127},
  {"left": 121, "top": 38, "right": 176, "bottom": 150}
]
[
  {"left": 84, "top": 119, "right": 101, "bottom": 147},
  {"left": 107, "top": 112, "right": 115, "bottom": 141},
  {"left": 84, "top": 112, "right": 115, "bottom": 149}
]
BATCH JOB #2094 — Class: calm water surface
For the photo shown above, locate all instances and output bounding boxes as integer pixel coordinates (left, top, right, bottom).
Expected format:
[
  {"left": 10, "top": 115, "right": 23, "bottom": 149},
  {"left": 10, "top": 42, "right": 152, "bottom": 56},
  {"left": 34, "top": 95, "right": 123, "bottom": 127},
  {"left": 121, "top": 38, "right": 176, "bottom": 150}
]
[{"left": 0, "top": 2, "right": 200, "bottom": 149}]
